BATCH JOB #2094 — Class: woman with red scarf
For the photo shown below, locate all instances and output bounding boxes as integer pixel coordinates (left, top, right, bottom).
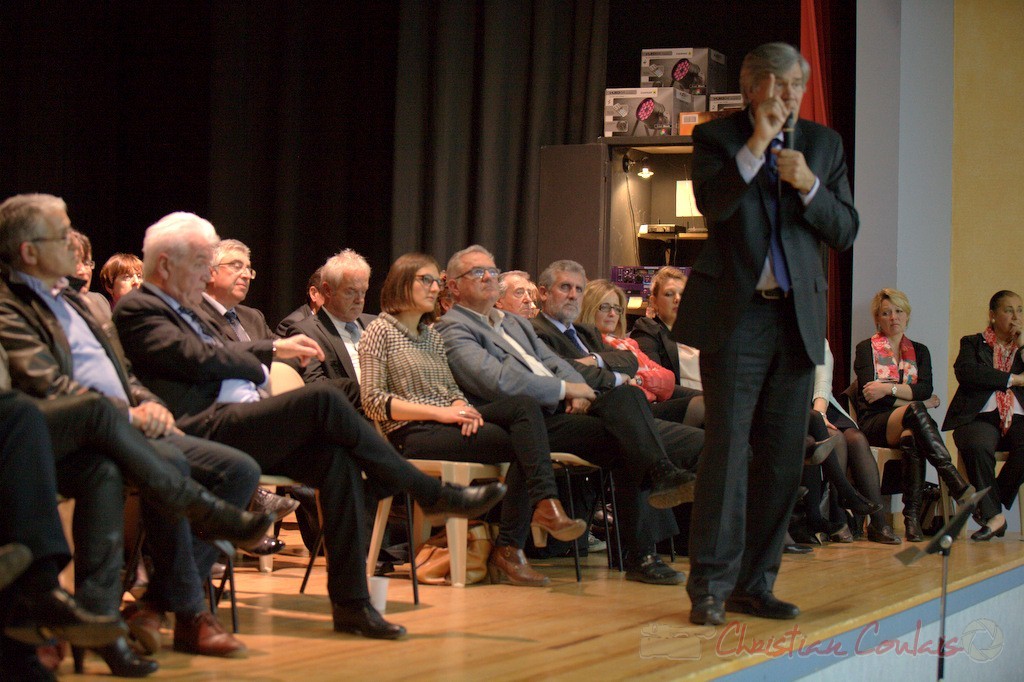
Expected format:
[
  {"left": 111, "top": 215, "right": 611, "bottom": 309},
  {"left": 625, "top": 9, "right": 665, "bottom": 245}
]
[
  {"left": 852, "top": 288, "right": 974, "bottom": 542},
  {"left": 942, "top": 290, "right": 1024, "bottom": 540}
]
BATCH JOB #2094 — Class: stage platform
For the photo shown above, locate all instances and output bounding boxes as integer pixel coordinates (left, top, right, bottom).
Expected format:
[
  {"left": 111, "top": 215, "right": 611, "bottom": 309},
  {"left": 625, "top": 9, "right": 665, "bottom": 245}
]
[{"left": 66, "top": 527, "right": 1024, "bottom": 681}]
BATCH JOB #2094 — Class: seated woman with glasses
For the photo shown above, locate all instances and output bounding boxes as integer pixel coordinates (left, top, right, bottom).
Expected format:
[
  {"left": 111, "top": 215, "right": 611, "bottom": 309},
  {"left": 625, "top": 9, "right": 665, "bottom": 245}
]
[
  {"left": 359, "top": 253, "right": 587, "bottom": 587},
  {"left": 99, "top": 253, "right": 144, "bottom": 306},
  {"left": 578, "top": 279, "right": 704, "bottom": 427}
]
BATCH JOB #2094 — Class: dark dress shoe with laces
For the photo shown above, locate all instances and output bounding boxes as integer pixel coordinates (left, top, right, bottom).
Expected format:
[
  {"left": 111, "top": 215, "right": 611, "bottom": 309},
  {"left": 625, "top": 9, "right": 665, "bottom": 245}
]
[
  {"left": 421, "top": 482, "right": 507, "bottom": 525},
  {"left": 648, "top": 465, "right": 696, "bottom": 509},
  {"left": 725, "top": 592, "right": 800, "bottom": 620},
  {"left": 971, "top": 520, "right": 1007, "bottom": 541},
  {"left": 866, "top": 524, "right": 902, "bottom": 545},
  {"left": 689, "top": 595, "right": 726, "bottom": 625},
  {"left": 251, "top": 487, "right": 301, "bottom": 521},
  {"left": 625, "top": 553, "right": 684, "bottom": 585},
  {"left": 240, "top": 536, "right": 286, "bottom": 557},
  {"left": 4, "top": 587, "right": 125, "bottom": 647},
  {"left": 332, "top": 600, "right": 407, "bottom": 640}
]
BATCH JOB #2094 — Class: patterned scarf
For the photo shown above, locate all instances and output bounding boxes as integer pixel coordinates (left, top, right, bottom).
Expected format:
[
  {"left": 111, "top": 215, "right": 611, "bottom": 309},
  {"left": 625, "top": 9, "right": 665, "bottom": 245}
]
[
  {"left": 870, "top": 332, "right": 918, "bottom": 385},
  {"left": 983, "top": 326, "right": 1018, "bottom": 435}
]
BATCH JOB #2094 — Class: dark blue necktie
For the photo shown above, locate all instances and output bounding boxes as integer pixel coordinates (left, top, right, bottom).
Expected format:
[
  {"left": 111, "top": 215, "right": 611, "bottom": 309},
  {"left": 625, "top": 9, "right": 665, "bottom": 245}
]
[
  {"left": 763, "top": 138, "right": 791, "bottom": 292},
  {"left": 224, "top": 309, "right": 251, "bottom": 342},
  {"left": 563, "top": 326, "right": 587, "bottom": 354}
]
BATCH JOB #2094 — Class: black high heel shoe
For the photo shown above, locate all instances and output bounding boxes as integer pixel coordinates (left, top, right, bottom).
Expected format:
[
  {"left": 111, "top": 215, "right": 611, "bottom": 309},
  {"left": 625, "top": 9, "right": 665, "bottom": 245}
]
[
  {"left": 970, "top": 518, "right": 1007, "bottom": 542},
  {"left": 837, "top": 489, "right": 883, "bottom": 516},
  {"left": 73, "top": 637, "right": 158, "bottom": 677}
]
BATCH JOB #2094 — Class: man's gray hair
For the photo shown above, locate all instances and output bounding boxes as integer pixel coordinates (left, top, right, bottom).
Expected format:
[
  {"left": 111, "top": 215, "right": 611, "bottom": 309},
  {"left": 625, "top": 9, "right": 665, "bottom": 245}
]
[
  {"left": 445, "top": 245, "right": 494, "bottom": 281},
  {"left": 537, "top": 259, "right": 587, "bottom": 289},
  {"left": 212, "top": 238, "right": 251, "bottom": 264},
  {"left": 497, "top": 270, "right": 531, "bottom": 297},
  {"left": 0, "top": 193, "right": 67, "bottom": 265},
  {"left": 142, "top": 212, "right": 219, "bottom": 278},
  {"left": 739, "top": 42, "right": 811, "bottom": 104},
  {"left": 321, "top": 248, "right": 371, "bottom": 287}
]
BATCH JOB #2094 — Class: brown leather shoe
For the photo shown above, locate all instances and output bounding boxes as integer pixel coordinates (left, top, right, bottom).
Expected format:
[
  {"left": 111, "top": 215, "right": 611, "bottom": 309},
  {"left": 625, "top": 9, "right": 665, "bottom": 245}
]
[
  {"left": 530, "top": 499, "right": 587, "bottom": 547},
  {"left": 122, "top": 601, "right": 164, "bottom": 655},
  {"left": 172, "top": 612, "right": 246, "bottom": 658},
  {"left": 487, "top": 545, "right": 550, "bottom": 587}
]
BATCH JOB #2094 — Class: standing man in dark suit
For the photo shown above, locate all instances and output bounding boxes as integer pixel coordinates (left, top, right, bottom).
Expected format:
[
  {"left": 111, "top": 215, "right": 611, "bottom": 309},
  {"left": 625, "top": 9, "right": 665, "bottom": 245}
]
[
  {"left": 289, "top": 249, "right": 375, "bottom": 387},
  {"left": 673, "top": 43, "right": 858, "bottom": 625}
]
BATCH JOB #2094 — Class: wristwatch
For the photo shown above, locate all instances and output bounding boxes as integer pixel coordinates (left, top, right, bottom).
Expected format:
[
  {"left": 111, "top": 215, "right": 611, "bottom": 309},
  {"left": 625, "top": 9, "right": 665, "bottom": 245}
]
[
  {"left": 891, "top": 384, "right": 898, "bottom": 397},
  {"left": 272, "top": 340, "right": 278, "bottom": 358}
]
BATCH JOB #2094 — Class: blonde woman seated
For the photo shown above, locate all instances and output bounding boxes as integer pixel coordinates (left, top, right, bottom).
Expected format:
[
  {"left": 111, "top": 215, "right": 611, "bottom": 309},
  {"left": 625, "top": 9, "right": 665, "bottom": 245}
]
[
  {"left": 360, "top": 253, "right": 587, "bottom": 586},
  {"left": 579, "top": 279, "right": 704, "bottom": 427},
  {"left": 630, "top": 267, "right": 702, "bottom": 391}
]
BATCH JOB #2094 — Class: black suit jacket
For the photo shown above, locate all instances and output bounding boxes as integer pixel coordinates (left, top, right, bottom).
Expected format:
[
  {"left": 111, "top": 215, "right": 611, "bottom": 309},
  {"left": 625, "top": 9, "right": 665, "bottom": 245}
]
[
  {"left": 673, "top": 108, "right": 859, "bottom": 364},
  {"left": 630, "top": 316, "right": 679, "bottom": 383},
  {"left": 275, "top": 304, "right": 313, "bottom": 338},
  {"left": 113, "top": 284, "right": 272, "bottom": 423},
  {"left": 852, "top": 337, "right": 934, "bottom": 423},
  {"left": 530, "top": 314, "right": 638, "bottom": 392},
  {"left": 200, "top": 298, "right": 277, "bottom": 342},
  {"left": 942, "top": 333, "right": 1024, "bottom": 431},
  {"left": 288, "top": 308, "right": 375, "bottom": 384},
  {"left": 0, "top": 271, "right": 161, "bottom": 413}
]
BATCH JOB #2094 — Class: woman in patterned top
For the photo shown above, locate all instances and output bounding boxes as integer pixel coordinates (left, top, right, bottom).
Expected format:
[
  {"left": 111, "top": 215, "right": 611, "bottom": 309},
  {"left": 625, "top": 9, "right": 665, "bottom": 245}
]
[{"left": 360, "top": 253, "right": 587, "bottom": 587}]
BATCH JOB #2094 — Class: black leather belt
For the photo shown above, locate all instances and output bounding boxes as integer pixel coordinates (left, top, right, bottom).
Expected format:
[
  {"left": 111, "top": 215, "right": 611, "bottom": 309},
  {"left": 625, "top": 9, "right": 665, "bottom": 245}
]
[{"left": 756, "top": 288, "right": 789, "bottom": 300}]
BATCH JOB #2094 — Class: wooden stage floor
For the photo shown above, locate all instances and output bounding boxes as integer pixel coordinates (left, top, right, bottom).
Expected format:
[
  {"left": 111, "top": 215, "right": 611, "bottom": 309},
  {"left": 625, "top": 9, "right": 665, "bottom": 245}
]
[{"left": 65, "top": 527, "right": 1024, "bottom": 681}]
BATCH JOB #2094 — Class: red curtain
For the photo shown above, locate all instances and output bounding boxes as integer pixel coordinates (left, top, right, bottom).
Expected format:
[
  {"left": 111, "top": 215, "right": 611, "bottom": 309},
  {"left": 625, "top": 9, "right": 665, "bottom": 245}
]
[{"left": 801, "top": 0, "right": 848, "bottom": 390}]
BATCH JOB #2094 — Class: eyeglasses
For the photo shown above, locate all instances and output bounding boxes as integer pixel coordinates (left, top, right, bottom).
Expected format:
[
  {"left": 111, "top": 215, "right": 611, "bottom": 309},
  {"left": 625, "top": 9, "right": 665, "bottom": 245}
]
[
  {"left": 215, "top": 260, "right": 256, "bottom": 279},
  {"left": 454, "top": 267, "right": 499, "bottom": 281},
  {"left": 598, "top": 303, "right": 623, "bottom": 315},
  {"left": 414, "top": 274, "right": 443, "bottom": 288},
  {"left": 80, "top": 260, "right": 95, "bottom": 269},
  {"left": 29, "top": 230, "right": 72, "bottom": 245}
]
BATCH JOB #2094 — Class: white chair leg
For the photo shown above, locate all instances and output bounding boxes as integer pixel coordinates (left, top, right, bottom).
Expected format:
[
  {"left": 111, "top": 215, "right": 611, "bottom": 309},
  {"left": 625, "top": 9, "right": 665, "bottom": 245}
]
[
  {"left": 259, "top": 554, "right": 273, "bottom": 573},
  {"left": 366, "top": 497, "right": 394, "bottom": 577},
  {"left": 442, "top": 462, "right": 472, "bottom": 588}
]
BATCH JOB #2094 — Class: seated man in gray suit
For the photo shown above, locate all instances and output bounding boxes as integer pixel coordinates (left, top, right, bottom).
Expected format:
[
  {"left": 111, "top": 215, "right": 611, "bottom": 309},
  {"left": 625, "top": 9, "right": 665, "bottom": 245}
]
[
  {"left": 436, "top": 245, "right": 701, "bottom": 585},
  {"left": 289, "top": 249, "right": 375, "bottom": 389}
]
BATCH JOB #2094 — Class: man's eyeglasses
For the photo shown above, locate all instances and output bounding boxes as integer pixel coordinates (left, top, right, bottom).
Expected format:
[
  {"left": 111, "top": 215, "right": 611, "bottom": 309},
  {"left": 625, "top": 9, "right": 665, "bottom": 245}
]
[
  {"left": 415, "top": 274, "right": 443, "bottom": 288},
  {"left": 215, "top": 260, "right": 256, "bottom": 279},
  {"left": 29, "top": 230, "right": 72, "bottom": 245},
  {"left": 598, "top": 303, "right": 623, "bottom": 315},
  {"left": 454, "top": 267, "right": 499, "bottom": 281}
]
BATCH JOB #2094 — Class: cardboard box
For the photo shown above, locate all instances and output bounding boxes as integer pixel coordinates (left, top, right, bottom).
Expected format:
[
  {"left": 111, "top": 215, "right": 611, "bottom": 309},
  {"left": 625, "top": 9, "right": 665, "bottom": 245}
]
[
  {"left": 640, "top": 48, "right": 727, "bottom": 112},
  {"left": 604, "top": 87, "right": 678, "bottom": 137},
  {"left": 677, "top": 110, "right": 734, "bottom": 136},
  {"left": 710, "top": 93, "right": 744, "bottom": 111}
]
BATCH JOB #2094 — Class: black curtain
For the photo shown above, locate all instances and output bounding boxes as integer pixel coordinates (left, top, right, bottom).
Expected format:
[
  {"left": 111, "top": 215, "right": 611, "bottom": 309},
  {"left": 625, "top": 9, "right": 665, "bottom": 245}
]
[{"left": 390, "top": 0, "right": 609, "bottom": 273}]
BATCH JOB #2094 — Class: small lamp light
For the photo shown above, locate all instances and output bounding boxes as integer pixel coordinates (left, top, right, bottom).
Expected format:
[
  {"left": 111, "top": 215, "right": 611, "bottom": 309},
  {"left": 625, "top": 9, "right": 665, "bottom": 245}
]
[
  {"left": 676, "top": 180, "right": 702, "bottom": 231},
  {"left": 623, "top": 154, "right": 653, "bottom": 179}
]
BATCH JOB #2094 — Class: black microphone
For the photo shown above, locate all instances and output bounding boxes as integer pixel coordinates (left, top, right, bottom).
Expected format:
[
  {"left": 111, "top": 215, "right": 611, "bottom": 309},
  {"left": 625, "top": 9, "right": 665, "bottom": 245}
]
[{"left": 782, "top": 112, "right": 795, "bottom": 150}]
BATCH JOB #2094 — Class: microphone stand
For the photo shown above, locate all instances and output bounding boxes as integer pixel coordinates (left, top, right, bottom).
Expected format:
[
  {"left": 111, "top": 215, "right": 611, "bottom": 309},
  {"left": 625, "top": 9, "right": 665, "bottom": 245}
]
[{"left": 895, "top": 486, "right": 989, "bottom": 681}]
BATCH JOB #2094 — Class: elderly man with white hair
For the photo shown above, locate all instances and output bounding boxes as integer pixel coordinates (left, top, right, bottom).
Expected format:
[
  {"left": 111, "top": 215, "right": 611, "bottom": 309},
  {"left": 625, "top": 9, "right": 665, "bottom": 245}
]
[{"left": 113, "top": 212, "right": 505, "bottom": 640}]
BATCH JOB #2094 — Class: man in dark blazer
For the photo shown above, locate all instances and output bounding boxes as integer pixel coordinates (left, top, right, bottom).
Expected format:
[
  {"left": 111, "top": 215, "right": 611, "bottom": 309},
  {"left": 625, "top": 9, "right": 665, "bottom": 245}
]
[
  {"left": 288, "top": 249, "right": 375, "bottom": 389},
  {"left": 437, "top": 245, "right": 700, "bottom": 585},
  {"left": 113, "top": 212, "right": 504, "bottom": 640},
  {"left": 274, "top": 267, "right": 325, "bottom": 337},
  {"left": 672, "top": 43, "right": 858, "bottom": 625}
]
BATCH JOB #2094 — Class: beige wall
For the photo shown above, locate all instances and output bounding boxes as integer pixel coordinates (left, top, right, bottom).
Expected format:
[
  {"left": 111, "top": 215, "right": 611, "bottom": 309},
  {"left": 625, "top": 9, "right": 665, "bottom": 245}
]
[{"left": 949, "top": 0, "right": 1024, "bottom": 398}]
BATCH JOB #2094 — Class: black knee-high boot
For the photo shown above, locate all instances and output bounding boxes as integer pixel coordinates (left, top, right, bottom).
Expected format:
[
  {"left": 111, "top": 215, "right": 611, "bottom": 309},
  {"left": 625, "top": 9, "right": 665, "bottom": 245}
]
[
  {"left": 901, "top": 435, "right": 925, "bottom": 542},
  {"left": 902, "top": 401, "right": 975, "bottom": 503}
]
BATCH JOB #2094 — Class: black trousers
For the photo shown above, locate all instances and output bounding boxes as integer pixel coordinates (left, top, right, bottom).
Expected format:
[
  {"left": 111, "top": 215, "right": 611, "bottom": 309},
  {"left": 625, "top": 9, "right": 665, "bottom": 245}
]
[
  {"left": 953, "top": 411, "right": 1024, "bottom": 522},
  {"left": 688, "top": 296, "right": 813, "bottom": 601},
  {"left": 388, "top": 395, "right": 558, "bottom": 548},
  {"left": 180, "top": 383, "right": 443, "bottom": 603}
]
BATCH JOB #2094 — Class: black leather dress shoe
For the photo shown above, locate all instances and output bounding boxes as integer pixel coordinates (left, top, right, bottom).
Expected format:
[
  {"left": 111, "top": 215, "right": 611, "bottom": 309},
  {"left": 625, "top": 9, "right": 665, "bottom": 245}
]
[
  {"left": 250, "top": 487, "right": 301, "bottom": 521},
  {"left": 4, "top": 588, "right": 126, "bottom": 647},
  {"left": 332, "top": 601, "right": 406, "bottom": 640},
  {"left": 866, "top": 524, "right": 902, "bottom": 545},
  {"left": 783, "top": 543, "right": 813, "bottom": 554},
  {"left": 648, "top": 467, "right": 696, "bottom": 509},
  {"left": 689, "top": 595, "right": 726, "bottom": 625},
  {"left": 420, "top": 482, "right": 507, "bottom": 525},
  {"left": 725, "top": 592, "right": 800, "bottom": 620},
  {"left": 970, "top": 519, "right": 1007, "bottom": 541},
  {"left": 240, "top": 536, "right": 286, "bottom": 557},
  {"left": 624, "top": 553, "right": 685, "bottom": 585}
]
